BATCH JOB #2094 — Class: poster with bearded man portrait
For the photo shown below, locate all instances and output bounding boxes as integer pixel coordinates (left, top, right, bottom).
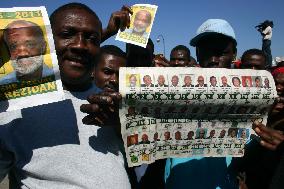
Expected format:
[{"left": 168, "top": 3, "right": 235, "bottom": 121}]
[
  {"left": 0, "top": 6, "right": 64, "bottom": 111},
  {"left": 115, "top": 4, "right": 158, "bottom": 48}
]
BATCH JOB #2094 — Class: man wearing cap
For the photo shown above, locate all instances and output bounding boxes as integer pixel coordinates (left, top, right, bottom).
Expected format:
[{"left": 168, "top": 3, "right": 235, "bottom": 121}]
[
  {"left": 165, "top": 19, "right": 238, "bottom": 189},
  {"left": 164, "top": 19, "right": 284, "bottom": 189}
]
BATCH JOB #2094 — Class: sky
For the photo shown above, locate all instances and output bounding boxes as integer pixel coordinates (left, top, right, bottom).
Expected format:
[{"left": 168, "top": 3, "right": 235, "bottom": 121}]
[{"left": 1, "top": 0, "right": 284, "bottom": 60}]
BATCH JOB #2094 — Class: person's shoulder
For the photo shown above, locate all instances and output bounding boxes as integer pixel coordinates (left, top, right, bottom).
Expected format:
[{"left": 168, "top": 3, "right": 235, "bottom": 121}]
[
  {"left": 42, "top": 64, "right": 54, "bottom": 77},
  {"left": 0, "top": 72, "right": 17, "bottom": 85}
]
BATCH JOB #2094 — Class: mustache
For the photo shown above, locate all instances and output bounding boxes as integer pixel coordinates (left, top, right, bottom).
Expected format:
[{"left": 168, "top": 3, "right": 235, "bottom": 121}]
[
  {"left": 11, "top": 55, "right": 43, "bottom": 75},
  {"left": 105, "top": 83, "right": 118, "bottom": 91}
]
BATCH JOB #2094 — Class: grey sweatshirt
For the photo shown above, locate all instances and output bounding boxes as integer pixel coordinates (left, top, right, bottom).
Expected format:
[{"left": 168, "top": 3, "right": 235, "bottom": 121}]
[{"left": 0, "top": 85, "right": 131, "bottom": 189}]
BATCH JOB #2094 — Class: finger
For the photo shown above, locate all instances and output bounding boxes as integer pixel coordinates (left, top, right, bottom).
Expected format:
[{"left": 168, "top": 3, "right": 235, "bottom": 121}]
[
  {"left": 254, "top": 126, "right": 283, "bottom": 146},
  {"left": 260, "top": 140, "right": 277, "bottom": 150},
  {"left": 119, "top": 13, "right": 127, "bottom": 31},
  {"left": 255, "top": 124, "right": 284, "bottom": 141},
  {"left": 87, "top": 94, "right": 113, "bottom": 104},
  {"left": 154, "top": 61, "right": 170, "bottom": 67},
  {"left": 80, "top": 104, "right": 100, "bottom": 113},
  {"left": 276, "top": 97, "right": 284, "bottom": 103},
  {"left": 101, "top": 91, "right": 122, "bottom": 102},
  {"left": 121, "top": 5, "right": 133, "bottom": 15},
  {"left": 125, "top": 11, "right": 131, "bottom": 28},
  {"left": 82, "top": 115, "right": 104, "bottom": 125},
  {"left": 252, "top": 120, "right": 265, "bottom": 129},
  {"left": 254, "top": 126, "right": 274, "bottom": 143}
]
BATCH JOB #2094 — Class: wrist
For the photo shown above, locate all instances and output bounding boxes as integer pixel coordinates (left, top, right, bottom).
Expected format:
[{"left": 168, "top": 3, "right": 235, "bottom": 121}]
[{"left": 102, "top": 27, "right": 113, "bottom": 42}]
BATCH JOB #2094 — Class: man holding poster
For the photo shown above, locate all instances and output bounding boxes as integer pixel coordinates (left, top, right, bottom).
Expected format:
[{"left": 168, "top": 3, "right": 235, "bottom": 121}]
[{"left": 0, "top": 3, "right": 133, "bottom": 189}]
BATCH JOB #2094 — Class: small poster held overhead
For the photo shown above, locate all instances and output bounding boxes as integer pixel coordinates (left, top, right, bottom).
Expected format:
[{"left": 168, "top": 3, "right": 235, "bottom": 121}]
[{"left": 115, "top": 4, "right": 158, "bottom": 48}]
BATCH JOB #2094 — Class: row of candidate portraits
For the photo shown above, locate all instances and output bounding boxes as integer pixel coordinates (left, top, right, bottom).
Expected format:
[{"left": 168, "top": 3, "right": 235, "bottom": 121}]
[
  {"left": 127, "top": 128, "right": 249, "bottom": 146},
  {"left": 127, "top": 74, "right": 271, "bottom": 88}
]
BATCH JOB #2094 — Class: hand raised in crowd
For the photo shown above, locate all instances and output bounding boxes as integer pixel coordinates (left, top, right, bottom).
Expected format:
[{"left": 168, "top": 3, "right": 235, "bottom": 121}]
[
  {"left": 80, "top": 91, "right": 122, "bottom": 134},
  {"left": 102, "top": 5, "right": 133, "bottom": 42},
  {"left": 152, "top": 54, "right": 170, "bottom": 67},
  {"left": 253, "top": 120, "right": 284, "bottom": 151}
]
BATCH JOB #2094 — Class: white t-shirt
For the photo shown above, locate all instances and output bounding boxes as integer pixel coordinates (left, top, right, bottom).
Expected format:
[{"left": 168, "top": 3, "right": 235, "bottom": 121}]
[
  {"left": 262, "top": 26, "right": 272, "bottom": 40},
  {"left": 0, "top": 85, "right": 131, "bottom": 189}
]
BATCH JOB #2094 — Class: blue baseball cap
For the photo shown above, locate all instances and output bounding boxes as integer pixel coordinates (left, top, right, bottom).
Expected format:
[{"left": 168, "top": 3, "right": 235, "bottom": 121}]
[{"left": 190, "top": 19, "right": 236, "bottom": 46}]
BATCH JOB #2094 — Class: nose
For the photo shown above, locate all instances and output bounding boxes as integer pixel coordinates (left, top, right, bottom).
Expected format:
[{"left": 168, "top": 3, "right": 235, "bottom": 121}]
[
  {"left": 11, "top": 45, "right": 29, "bottom": 59},
  {"left": 110, "top": 74, "right": 118, "bottom": 84},
  {"left": 109, "top": 74, "right": 119, "bottom": 89},
  {"left": 210, "top": 56, "right": 220, "bottom": 64},
  {"left": 71, "top": 33, "right": 88, "bottom": 51},
  {"left": 276, "top": 84, "right": 284, "bottom": 94},
  {"left": 170, "top": 60, "right": 180, "bottom": 67}
]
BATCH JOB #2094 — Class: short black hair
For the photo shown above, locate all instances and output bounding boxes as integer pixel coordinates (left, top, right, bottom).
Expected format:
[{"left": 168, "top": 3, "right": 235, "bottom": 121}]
[
  {"left": 196, "top": 34, "right": 237, "bottom": 53},
  {"left": 232, "top": 77, "right": 241, "bottom": 84},
  {"left": 100, "top": 45, "right": 126, "bottom": 59},
  {"left": 210, "top": 76, "right": 216, "bottom": 81},
  {"left": 50, "top": 2, "right": 100, "bottom": 27},
  {"left": 255, "top": 76, "right": 261, "bottom": 81},
  {"left": 170, "top": 45, "right": 191, "bottom": 59},
  {"left": 241, "top": 48, "right": 266, "bottom": 63}
]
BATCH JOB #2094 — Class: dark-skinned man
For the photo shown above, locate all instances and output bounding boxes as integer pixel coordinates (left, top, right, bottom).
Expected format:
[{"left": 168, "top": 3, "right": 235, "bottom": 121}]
[
  {"left": 170, "top": 45, "right": 192, "bottom": 67},
  {"left": 153, "top": 45, "right": 193, "bottom": 67},
  {"left": 0, "top": 3, "right": 133, "bottom": 188},
  {"left": 86, "top": 18, "right": 237, "bottom": 189},
  {"left": 93, "top": 45, "right": 126, "bottom": 92},
  {"left": 92, "top": 45, "right": 126, "bottom": 135},
  {"left": 165, "top": 19, "right": 284, "bottom": 189},
  {"left": 230, "top": 65, "right": 284, "bottom": 189},
  {"left": 240, "top": 48, "right": 266, "bottom": 70},
  {"left": 165, "top": 19, "right": 239, "bottom": 189}
]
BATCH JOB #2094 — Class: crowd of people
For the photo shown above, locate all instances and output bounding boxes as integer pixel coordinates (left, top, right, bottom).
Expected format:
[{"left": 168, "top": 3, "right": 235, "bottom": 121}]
[{"left": 0, "top": 2, "right": 283, "bottom": 189}]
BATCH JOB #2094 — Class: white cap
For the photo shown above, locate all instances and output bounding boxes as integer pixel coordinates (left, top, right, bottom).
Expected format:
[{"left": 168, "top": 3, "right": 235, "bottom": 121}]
[{"left": 190, "top": 19, "right": 236, "bottom": 46}]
